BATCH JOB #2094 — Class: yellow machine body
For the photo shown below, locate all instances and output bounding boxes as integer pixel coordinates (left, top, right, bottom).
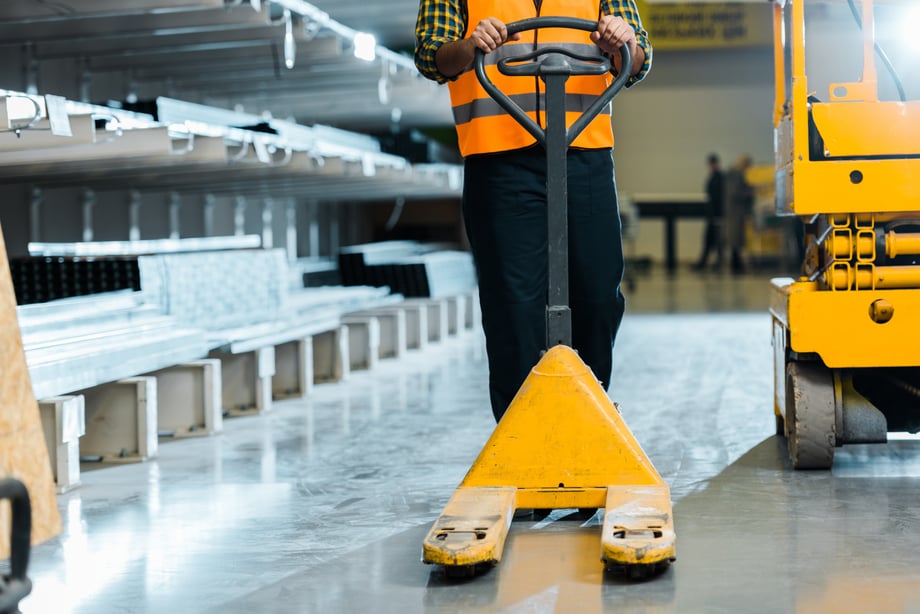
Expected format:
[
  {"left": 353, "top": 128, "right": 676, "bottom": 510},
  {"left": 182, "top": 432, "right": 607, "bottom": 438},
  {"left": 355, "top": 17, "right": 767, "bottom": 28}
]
[
  {"left": 770, "top": 0, "right": 920, "bottom": 468},
  {"left": 771, "top": 280, "right": 920, "bottom": 369},
  {"left": 422, "top": 345, "right": 676, "bottom": 571}
]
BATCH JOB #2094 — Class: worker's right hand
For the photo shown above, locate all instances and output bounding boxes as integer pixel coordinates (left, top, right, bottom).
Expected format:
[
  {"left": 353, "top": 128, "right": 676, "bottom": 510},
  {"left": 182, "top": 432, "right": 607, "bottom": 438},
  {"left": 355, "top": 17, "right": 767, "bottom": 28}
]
[{"left": 468, "top": 17, "right": 521, "bottom": 54}]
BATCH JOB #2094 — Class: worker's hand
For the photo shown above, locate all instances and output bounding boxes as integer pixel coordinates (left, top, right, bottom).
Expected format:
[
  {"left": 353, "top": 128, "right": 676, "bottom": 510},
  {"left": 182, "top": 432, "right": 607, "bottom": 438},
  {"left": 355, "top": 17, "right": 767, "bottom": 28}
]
[
  {"left": 468, "top": 17, "right": 521, "bottom": 54},
  {"left": 592, "top": 15, "right": 638, "bottom": 69}
]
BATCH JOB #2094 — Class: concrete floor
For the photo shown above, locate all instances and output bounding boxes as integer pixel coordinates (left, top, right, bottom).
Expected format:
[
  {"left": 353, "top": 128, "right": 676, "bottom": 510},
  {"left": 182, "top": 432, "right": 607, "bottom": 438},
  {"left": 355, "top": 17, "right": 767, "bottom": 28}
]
[{"left": 16, "top": 269, "right": 920, "bottom": 613}]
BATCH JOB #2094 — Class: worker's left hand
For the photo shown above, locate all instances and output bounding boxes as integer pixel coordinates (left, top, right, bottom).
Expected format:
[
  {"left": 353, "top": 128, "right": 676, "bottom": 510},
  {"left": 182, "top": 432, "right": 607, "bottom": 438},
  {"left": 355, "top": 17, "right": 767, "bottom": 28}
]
[{"left": 592, "top": 15, "right": 638, "bottom": 71}]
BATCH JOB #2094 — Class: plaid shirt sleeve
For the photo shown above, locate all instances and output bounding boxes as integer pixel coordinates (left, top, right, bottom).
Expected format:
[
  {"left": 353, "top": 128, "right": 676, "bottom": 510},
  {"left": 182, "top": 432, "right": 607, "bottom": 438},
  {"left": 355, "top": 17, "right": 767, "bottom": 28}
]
[
  {"left": 415, "top": 0, "right": 652, "bottom": 85},
  {"left": 604, "top": 0, "right": 653, "bottom": 86},
  {"left": 414, "top": 0, "right": 467, "bottom": 84}
]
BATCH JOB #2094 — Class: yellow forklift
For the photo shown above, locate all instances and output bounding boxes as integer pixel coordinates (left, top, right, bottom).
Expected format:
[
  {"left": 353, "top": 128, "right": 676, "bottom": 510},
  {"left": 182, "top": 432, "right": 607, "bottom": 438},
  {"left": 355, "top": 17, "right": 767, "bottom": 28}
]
[{"left": 771, "top": 0, "right": 920, "bottom": 468}]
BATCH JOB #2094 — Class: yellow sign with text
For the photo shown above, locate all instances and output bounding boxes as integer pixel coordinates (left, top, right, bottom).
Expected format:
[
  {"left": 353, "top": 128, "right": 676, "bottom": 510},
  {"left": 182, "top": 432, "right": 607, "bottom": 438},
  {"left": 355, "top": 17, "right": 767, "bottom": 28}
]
[{"left": 636, "top": 1, "right": 772, "bottom": 50}]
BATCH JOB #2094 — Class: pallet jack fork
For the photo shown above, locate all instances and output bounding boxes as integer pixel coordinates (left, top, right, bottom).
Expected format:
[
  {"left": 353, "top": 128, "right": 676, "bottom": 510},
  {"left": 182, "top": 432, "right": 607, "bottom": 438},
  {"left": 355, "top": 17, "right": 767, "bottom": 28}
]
[
  {"left": 422, "top": 17, "right": 675, "bottom": 577},
  {"left": 421, "top": 345, "right": 676, "bottom": 575}
]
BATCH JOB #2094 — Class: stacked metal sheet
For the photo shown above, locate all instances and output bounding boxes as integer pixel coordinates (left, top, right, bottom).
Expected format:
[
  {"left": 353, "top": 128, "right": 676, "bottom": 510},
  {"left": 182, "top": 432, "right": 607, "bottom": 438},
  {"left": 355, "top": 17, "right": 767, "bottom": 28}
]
[
  {"left": 297, "top": 258, "right": 342, "bottom": 288},
  {"left": 16, "top": 246, "right": 405, "bottom": 398},
  {"left": 338, "top": 241, "right": 476, "bottom": 299},
  {"left": 10, "top": 256, "right": 141, "bottom": 305},
  {"left": 338, "top": 241, "right": 423, "bottom": 287},
  {"left": 17, "top": 290, "right": 210, "bottom": 400},
  {"left": 135, "top": 247, "right": 403, "bottom": 349},
  {"left": 12, "top": 236, "right": 265, "bottom": 305},
  {"left": 137, "top": 249, "right": 290, "bottom": 332}
]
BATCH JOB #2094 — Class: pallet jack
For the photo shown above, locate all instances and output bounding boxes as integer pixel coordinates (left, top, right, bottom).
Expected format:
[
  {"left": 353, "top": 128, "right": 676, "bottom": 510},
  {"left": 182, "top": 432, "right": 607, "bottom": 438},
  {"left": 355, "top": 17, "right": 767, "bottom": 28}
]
[{"left": 421, "top": 17, "right": 676, "bottom": 579}]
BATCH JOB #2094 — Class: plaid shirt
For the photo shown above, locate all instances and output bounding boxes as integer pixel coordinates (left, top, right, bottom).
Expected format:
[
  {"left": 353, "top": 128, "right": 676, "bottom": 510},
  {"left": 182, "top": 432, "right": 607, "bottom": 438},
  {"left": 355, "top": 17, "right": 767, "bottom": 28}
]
[{"left": 414, "top": 0, "right": 652, "bottom": 85}]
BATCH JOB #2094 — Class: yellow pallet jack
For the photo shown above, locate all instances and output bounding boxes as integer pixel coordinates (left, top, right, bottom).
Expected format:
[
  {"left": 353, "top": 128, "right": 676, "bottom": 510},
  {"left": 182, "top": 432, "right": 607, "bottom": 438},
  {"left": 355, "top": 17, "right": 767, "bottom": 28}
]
[{"left": 421, "top": 17, "right": 676, "bottom": 579}]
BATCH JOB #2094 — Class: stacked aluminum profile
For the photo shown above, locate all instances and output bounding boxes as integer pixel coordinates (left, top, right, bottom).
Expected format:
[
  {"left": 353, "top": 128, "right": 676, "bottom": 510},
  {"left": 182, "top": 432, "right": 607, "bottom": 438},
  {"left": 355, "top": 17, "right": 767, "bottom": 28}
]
[{"left": 338, "top": 241, "right": 476, "bottom": 299}]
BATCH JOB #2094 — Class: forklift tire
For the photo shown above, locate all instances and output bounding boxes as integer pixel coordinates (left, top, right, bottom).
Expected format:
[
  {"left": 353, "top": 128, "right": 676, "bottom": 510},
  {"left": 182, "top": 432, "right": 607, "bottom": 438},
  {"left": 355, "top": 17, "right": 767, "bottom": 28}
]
[{"left": 786, "top": 361, "right": 836, "bottom": 469}]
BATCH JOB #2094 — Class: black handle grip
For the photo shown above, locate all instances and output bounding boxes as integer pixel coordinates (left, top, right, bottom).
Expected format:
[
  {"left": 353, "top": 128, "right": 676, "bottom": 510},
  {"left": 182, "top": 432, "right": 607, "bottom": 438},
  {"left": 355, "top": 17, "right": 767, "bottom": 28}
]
[{"left": 497, "top": 46, "right": 611, "bottom": 78}]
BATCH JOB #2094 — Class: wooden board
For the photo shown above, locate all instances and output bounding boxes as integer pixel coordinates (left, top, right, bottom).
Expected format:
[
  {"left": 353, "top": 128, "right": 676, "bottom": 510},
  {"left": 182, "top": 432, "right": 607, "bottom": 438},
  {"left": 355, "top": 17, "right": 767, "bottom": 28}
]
[{"left": 0, "top": 226, "right": 60, "bottom": 559}]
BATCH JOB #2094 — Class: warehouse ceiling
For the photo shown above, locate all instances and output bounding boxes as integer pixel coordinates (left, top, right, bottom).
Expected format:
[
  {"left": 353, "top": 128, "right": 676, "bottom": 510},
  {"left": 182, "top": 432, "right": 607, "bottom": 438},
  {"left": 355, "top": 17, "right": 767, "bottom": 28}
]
[{"left": 0, "top": 0, "right": 453, "bottom": 133}]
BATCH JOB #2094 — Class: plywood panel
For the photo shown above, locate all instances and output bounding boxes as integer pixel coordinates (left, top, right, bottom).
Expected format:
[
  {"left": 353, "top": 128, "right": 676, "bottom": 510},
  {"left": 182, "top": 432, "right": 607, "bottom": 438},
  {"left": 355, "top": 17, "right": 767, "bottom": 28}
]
[{"left": 0, "top": 224, "right": 61, "bottom": 559}]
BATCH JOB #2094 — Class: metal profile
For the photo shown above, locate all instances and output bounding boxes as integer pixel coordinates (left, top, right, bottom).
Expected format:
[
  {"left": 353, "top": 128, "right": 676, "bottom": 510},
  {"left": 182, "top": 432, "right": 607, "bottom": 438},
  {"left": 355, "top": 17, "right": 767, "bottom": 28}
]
[{"left": 0, "top": 90, "right": 461, "bottom": 202}]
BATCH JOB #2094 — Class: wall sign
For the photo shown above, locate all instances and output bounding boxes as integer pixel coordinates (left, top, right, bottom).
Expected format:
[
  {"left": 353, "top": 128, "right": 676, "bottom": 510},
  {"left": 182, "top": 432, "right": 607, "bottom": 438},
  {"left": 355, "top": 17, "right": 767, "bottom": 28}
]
[{"left": 637, "top": 1, "right": 772, "bottom": 50}]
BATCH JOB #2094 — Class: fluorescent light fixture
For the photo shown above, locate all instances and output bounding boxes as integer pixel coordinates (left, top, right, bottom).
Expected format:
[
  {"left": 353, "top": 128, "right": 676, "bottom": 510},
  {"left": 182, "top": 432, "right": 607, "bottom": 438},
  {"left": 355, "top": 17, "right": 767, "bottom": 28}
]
[
  {"left": 284, "top": 9, "right": 296, "bottom": 69},
  {"left": 353, "top": 32, "right": 376, "bottom": 62}
]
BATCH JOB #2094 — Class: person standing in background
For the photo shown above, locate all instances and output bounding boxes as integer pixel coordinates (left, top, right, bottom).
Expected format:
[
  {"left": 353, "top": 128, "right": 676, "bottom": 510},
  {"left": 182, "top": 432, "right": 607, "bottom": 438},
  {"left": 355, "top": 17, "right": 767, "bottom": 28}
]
[
  {"left": 692, "top": 153, "right": 724, "bottom": 272},
  {"left": 724, "top": 154, "right": 754, "bottom": 275}
]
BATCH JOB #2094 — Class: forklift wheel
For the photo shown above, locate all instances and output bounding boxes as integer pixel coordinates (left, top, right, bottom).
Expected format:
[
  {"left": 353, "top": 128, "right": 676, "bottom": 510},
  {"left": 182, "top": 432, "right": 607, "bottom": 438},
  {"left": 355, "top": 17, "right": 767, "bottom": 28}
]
[{"left": 786, "top": 361, "right": 836, "bottom": 469}]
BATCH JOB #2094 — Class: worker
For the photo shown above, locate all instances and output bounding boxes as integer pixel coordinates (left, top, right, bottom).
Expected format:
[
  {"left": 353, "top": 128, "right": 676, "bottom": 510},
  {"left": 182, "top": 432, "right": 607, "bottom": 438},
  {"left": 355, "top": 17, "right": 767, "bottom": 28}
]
[
  {"left": 415, "top": 1, "right": 652, "bottom": 421},
  {"left": 724, "top": 154, "right": 754, "bottom": 275},
  {"left": 692, "top": 153, "right": 725, "bottom": 272}
]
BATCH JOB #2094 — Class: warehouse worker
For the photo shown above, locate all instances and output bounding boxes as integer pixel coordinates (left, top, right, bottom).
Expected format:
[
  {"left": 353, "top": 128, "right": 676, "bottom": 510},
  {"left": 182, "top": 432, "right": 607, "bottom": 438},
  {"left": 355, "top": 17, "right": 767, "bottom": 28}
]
[
  {"left": 415, "top": 0, "right": 652, "bottom": 422},
  {"left": 693, "top": 153, "right": 726, "bottom": 272},
  {"left": 724, "top": 154, "right": 754, "bottom": 275}
]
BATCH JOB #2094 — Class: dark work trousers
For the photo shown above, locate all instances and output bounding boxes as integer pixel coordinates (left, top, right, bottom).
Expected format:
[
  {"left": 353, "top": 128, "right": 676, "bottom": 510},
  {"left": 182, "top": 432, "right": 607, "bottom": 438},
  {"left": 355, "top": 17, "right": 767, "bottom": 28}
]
[
  {"left": 695, "top": 218, "right": 723, "bottom": 268},
  {"left": 462, "top": 146, "right": 626, "bottom": 422}
]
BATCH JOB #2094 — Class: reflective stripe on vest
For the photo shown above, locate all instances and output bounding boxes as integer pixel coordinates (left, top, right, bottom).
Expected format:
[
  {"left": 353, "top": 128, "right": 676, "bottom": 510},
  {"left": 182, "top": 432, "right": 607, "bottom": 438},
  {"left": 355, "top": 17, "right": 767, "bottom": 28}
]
[
  {"left": 452, "top": 93, "right": 610, "bottom": 125},
  {"left": 447, "top": 0, "right": 614, "bottom": 157}
]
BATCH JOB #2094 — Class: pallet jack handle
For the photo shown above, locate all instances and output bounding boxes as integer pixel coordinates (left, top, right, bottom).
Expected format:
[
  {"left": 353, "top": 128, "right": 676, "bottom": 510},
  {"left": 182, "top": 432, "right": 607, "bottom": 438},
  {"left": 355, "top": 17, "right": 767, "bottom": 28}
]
[
  {"left": 474, "top": 17, "right": 632, "bottom": 148},
  {"left": 474, "top": 17, "right": 631, "bottom": 348},
  {"left": 0, "top": 478, "right": 32, "bottom": 614}
]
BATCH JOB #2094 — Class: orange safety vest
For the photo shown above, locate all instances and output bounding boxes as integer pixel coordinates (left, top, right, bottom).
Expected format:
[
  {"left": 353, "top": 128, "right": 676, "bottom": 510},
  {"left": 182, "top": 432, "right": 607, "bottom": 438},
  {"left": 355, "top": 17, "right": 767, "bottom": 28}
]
[{"left": 448, "top": 0, "right": 614, "bottom": 157}]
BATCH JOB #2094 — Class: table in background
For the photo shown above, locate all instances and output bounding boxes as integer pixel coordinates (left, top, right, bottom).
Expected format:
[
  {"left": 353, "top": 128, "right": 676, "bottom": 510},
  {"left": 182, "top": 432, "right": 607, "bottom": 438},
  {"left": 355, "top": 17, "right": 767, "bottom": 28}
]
[{"left": 631, "top": 193, "right": 707, "bottom": 274}]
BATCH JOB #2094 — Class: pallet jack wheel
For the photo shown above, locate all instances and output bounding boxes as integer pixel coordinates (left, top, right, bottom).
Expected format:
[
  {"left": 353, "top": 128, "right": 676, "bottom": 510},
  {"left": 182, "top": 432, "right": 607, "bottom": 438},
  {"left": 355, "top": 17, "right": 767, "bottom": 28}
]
[
  {"left": 608, "top": 560, "right": 671, "bottom": 580},
  {"left": 444, "top": 562, "right": 493, "bottom": 580},
  {"left": 785, "top": 361, "right": 836, "bottom": 469}
]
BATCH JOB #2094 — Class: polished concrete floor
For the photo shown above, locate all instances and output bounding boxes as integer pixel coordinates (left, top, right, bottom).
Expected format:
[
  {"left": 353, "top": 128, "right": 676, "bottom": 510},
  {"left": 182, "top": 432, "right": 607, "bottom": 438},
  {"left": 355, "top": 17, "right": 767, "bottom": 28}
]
[{"left": 16, "top": 268, "right": 920, "bottom": 613}]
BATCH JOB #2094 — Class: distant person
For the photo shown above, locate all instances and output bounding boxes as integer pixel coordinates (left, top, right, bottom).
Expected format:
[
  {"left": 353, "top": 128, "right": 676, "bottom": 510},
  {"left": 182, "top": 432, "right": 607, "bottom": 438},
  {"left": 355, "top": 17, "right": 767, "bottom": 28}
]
[
  {"left": 692, "top": 153, "right": 724, "bottom": 271},
  {"left": 724, "top": 154, "right": 755, "bottom": 274}
]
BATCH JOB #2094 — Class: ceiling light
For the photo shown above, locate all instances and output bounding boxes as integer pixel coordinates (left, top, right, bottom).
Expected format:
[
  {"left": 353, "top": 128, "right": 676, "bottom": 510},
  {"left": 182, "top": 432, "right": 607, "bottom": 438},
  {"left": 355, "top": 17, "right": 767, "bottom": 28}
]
[{"left": 354, "top": 32, "right": 376, "bottom": 62}]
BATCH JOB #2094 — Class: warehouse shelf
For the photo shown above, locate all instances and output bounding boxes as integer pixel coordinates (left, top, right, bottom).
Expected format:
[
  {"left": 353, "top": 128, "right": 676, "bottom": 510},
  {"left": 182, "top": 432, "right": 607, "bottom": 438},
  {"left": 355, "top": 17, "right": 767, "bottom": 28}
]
[
  {"left": 0, "top": 89, "right": 461, "bottom": 203},
  {"left": 27, "top": 234, "right": 263, "bottom": 257},
  {"left": 15, "top": 242, "right": 478, "bottom": 492}
]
